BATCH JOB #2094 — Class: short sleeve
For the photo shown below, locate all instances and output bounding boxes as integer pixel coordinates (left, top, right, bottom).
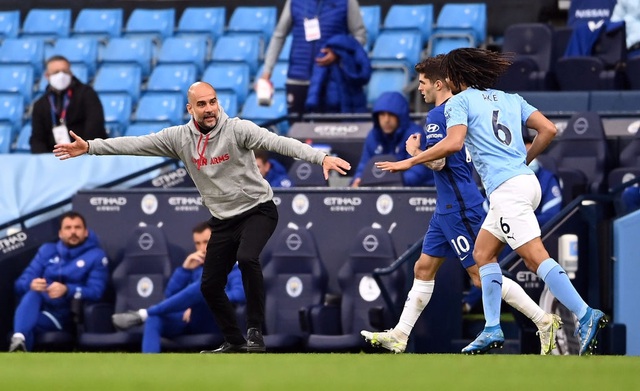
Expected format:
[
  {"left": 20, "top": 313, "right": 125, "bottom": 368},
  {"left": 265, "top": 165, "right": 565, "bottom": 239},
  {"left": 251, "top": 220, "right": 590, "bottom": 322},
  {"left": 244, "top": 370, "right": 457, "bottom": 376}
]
[
  {"left": 444, "top": 95, "right": 468, "bottom": 129},
  {"left": 517, "top": 94, "right": 538, "bottom": 123}
]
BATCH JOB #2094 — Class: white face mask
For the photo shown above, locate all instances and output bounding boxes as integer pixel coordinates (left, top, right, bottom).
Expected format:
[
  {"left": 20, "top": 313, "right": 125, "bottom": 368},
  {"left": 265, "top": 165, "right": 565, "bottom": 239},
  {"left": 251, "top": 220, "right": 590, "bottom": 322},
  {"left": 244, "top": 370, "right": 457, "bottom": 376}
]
[{"left": 49, "top": 71, "right": 72, "bottom": 91}]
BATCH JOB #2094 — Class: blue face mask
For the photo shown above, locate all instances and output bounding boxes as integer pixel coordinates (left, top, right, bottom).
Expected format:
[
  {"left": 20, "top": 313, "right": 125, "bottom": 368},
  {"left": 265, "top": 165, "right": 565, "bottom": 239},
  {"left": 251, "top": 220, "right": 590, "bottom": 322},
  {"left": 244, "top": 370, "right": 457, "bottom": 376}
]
[{"left": 529, "top": 158, "right": 540, "bottom": 173}]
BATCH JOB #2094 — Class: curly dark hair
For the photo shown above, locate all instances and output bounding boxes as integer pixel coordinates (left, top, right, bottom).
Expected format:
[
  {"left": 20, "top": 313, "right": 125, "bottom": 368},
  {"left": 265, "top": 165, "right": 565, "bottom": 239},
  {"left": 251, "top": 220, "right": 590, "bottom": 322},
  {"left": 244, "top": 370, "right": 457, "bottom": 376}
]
[{"left": 441, "top": 48, "right": 513, "bottom": 91}]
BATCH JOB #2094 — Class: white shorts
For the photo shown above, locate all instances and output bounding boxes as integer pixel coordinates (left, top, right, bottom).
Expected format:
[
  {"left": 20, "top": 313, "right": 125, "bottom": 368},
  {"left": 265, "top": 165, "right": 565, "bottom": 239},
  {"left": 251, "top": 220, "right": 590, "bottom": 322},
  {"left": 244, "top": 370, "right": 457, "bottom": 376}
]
[{"left": 481, "top": 174, "right": 542, "bottom": 249}]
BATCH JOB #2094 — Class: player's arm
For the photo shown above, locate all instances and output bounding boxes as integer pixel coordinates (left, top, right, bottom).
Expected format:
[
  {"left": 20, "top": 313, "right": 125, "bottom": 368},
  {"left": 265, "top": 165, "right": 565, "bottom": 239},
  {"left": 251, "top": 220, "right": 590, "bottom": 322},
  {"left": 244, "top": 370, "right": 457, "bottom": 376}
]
[
  {"left": 406, "top": 134, "right": 445, "bottom": 171},
  {"left": 409, "top": 125, "right": 466, "bottom": 165},
  {"left": 524, "top": 111, "right": 557, "bottom": 165}
]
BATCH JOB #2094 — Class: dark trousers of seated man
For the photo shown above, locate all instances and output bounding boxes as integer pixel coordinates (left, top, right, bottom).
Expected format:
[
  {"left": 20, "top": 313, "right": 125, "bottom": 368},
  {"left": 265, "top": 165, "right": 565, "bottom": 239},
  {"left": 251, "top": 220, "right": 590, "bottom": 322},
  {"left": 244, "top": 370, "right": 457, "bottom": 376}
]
[{"left": 200, "top": 201, "right": 278, "bottom": 345}]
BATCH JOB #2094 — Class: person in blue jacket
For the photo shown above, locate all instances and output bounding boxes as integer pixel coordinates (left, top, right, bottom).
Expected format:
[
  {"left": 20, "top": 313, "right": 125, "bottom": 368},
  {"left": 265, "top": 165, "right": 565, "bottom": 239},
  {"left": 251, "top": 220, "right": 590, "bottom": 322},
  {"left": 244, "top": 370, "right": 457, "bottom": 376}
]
[
  {"left": 111, "top": 222, "right": 246, "bottom": 353},
  {"left": 351, "top": 91, "right": 434, "bottom": 187},
  {"left": 9, "top": 211, "right": 109, "bottom": 352},
  {"left": 255, "top": 149, "right": 292, "bottom": 188}
]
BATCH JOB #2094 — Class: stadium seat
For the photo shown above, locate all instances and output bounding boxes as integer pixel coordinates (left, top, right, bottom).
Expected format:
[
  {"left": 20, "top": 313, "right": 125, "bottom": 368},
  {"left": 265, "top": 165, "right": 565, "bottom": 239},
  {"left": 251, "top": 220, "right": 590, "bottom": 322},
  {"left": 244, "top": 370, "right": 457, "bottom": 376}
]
[
  {"left": 124, "top": 8, "right": 176, "bottom": 42},
  {"left": 175, "top": 7, "right": 225, "bottom": 42},
  {"left": 146, "top": 64, "right": 198, "bottom": 96},
  {"left": 429, "top": 3, "right": 487, "bottom": 55},
  {"left": 240, "top": 91, "right": 289, "bottom": 134},
  {"left": 625, "top": 57, "right": 640, "bottom": 90},
  {"left": 78, "top": 225, "right": 173, "bottom": 351},
  {"left": 287, "top": 159, "right": 328, "bottom": 187},
  {"left": 555, "top": 24, "right": 627, "bottom": 90},
  {"left": 21, "top": 8, "right": 71, "bottom": 40},
  {"left": 134, "top": 92, "right": 185, "bottom": 126},
  {"left": 359, "top": 154, "right": 404, "bottom": 187},
  {"left": 494, "top": 23, "right": 554, "bottom": 91},
  {"left": 0, "top": 92, "right": 24, "bottom": 135},
  {"left": 211, "top": 35, "right": 261, "bottom": 76},
  {"left": 125, "top": 121, "right": 172, "bottom": 137},
  {"left": 13, "top": 121, "right": 31, "bottom": 153},
  {"left": 360, "top": 5, "right": 381, "bottom": 51},
  {"left": 306, "top": 225, "right": 405, "bottom": 352},
  {"left": 72, "top": 8, "right": 123, "bottom": 40},
  {"left": 370, "top": 30, "right": 423, "bottom": 76},
  {"left": 156, "top": 36, "right": 208, "bottom": 75},
  {"left": 100, "top": 37, "right": 153, "bottom": 78},
  {"left": 215, "top": 90, "right": 238, "bottom": 118},
  {"left": 366, "top": 69, "right": 407, "bottom": 107},
  {"left": 608, "top": 130, "right": 640, "bottom": 192},
  {"left": 0, "top": 123, "right": 12, "bottom": 154},
  {"left": 93, "top": 64, "right": 142, "bottom": 105},
  {"left": 0, "top": 64, "right": 34, "bottom": 105},
  {"left": 546, "top": 112, "right": 612, "bottom": 200},
  {"left": 0, "top": 10, "right": 20, "bottom": 40},
  {"left": 0, "top": 38, "right": 45, "bottom": 76},
  {"left": 99, "top": 92, "right": 133, "bottom": 138},
  {"left": 262, "top": 225, "right": 328, "bottom": 351},
  {"left": 44, "top": 37, "right": 99, "bottom": 78},
  {"left": 226, "top": 6, "right": 277, "bottom": 45},
  {"left": 381, "top": 4, "right": 433, "bottom": 46},
  {"left": 203, "top": 63, "right": 251, "bottom": 106}
]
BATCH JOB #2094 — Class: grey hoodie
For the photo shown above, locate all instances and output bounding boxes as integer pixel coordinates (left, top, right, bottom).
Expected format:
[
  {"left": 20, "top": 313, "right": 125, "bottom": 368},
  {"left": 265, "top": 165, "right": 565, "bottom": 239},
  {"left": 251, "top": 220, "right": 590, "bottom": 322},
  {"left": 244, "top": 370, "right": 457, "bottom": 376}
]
[{"left": 88, "top": 107, "right": 326, "bottom": 219}]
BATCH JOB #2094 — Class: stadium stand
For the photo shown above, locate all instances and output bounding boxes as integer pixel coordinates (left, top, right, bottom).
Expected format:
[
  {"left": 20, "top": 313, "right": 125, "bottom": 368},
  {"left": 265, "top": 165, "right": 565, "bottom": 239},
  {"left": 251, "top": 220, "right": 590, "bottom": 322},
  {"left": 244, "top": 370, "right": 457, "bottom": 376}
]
[
  {"left": 359, "top": 5, "right": 381, "bottom": 51},
  {"left": 0, "top": 10, "right": 20, "bottom": 40},
  {"left": 381, "top": 4, "right": 434, "bottom": 46},
  {"left": 175, "top": 7, "right": 226, "bottom": 42},
  {"left": 72, "top": 8, "right": 123, "bottom": 41},
  {"left": 123, "top": 8, "right": 175, "bottom": 43},
  {"left": 20, "top": 8, "right": 71, "bottom": 41}
]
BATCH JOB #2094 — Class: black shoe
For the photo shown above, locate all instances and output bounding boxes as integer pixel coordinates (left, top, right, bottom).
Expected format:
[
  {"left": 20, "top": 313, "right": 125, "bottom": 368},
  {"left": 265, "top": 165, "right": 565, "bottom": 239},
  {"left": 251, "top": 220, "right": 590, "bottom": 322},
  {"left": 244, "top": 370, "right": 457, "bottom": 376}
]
[
  {"left": 246, "top": 328, "right": 266, "bottom": 353},
  {"left": 200, "top": 341, "right": 247, "bottom": 354}
]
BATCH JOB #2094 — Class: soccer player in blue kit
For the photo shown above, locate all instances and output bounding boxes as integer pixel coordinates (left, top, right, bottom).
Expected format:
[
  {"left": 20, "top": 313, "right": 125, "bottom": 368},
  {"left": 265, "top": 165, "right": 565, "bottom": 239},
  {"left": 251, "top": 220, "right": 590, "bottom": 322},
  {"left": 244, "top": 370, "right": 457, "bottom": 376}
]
[
  {"left": 376, "top": 48, "right": 608, "bottom": 355},
  {"left": 361, "top": 56, "right": 561, "bottom": 355}
]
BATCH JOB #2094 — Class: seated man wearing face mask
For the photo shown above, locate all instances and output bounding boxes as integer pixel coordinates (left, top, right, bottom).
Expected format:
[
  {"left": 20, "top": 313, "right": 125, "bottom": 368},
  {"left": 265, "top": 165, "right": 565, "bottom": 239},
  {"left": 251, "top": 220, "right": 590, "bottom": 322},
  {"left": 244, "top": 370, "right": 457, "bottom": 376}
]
[{"left": 30, "top": 55, "right": 107, "bottom": 154}]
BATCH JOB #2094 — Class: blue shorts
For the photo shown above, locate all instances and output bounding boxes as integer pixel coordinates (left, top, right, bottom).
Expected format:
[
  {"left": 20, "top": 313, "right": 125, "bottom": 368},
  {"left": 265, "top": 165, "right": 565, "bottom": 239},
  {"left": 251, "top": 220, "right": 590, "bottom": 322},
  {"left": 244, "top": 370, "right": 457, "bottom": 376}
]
[{"left": 421, "top": 203, "right": 485, "bottom": 269}]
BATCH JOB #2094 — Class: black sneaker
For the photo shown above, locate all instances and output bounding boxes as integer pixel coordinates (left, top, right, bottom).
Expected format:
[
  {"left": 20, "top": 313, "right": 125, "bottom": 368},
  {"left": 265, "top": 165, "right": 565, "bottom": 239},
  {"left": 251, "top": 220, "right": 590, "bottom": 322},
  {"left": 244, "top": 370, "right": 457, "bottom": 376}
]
[
  {"left": 246, "top": 328, "right": 266, "bottom": 353},
  {"left": 200, "top": 341, "right": 247, "bottom": 354},
  {"left": 8, "top": 336, "right": 26, "bottom": 352}
]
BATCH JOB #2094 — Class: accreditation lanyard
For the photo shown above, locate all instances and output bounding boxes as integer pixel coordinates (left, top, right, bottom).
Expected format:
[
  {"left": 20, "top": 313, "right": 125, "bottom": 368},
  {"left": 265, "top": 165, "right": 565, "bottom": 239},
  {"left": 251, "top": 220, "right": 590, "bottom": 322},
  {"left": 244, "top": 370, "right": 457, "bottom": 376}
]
[
  {"left": 304, "top": 0, "right": 323, "bottom": 42},
  {"left": 48, "top": 89, "right": 72, "bottom": 125}
]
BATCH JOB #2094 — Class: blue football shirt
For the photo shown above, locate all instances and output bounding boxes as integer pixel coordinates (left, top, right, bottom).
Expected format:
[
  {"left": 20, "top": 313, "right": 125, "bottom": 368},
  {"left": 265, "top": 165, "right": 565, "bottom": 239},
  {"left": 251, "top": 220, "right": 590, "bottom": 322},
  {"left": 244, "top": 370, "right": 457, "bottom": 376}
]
[{"left": 425, "top": 101, "right": 484, "bottom": 215}]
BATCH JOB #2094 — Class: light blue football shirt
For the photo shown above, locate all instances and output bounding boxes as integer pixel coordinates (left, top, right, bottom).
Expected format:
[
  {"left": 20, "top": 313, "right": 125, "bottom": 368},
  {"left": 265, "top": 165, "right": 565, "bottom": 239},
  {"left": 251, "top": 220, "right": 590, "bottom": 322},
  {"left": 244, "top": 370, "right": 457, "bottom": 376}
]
[{"left": 444, "top": 88, "right": 537, "bottom": 196}]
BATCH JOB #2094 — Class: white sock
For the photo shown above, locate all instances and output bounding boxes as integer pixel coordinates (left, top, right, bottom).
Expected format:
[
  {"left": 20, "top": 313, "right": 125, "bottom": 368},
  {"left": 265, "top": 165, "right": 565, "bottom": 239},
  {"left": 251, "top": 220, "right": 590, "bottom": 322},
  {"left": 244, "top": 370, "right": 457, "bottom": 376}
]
[
  {"left": 395, "top": 279, "right": 434, "bottom": 338},
  {"left": 501, "top": 277, "right": 545, "bottom": 325},
  {"left": 138, "top": 309, "right": 148, "bottom": 321},
  {"left": 12, "top": 333, "right": 25, "bottom": 341}
]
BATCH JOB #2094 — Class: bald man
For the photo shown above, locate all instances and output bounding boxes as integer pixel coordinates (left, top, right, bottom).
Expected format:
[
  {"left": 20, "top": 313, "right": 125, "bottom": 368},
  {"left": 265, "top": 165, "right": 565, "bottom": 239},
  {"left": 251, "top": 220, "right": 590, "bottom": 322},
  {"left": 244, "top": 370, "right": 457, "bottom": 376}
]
[{"left": 53, "top": 82, "right": 351, "bottom": 353}]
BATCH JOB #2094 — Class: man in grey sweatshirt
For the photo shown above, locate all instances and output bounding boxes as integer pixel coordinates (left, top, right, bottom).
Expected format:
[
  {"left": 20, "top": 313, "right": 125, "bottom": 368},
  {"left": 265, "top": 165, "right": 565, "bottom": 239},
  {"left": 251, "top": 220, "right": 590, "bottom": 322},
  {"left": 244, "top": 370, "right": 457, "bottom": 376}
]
[{"left": 53, "top": 81, "right": 351, "bottom": 353}]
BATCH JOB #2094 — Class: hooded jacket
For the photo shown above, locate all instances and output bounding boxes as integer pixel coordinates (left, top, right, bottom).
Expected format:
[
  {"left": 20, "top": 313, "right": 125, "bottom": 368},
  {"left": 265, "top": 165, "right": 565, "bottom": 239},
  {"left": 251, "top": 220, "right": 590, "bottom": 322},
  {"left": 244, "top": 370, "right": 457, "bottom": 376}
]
[
  {"left": 14, "top": 230, "right": 109, "bottom": 310},
  {"left": 88, "top": 106, "right": 326, "bottom": 219},
  {"left": 305, "top": 34, "right": 371, "bottom": 113},
  {"left": 264, "top": 159, "right": 293, "bottom": 188},
  {"left": 354, "top": 92, "right": 434, "bottom": 186},
  {"left": 31, "top": 76, "right": 107, "bottom": 154}
]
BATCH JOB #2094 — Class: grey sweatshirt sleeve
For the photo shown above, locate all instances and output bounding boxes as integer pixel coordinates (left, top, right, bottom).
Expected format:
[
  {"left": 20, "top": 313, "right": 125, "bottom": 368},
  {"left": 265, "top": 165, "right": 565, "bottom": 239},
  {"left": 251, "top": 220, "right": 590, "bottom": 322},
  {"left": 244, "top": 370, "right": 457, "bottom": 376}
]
[
  {"left": 263, "top": 0, "right": 293, "bottom": 77},
  {"left": 235, "top": 120, "right": 326, "bottom": 165},
  {"left": 87, "top": 128, "right": 181, "bottom": 160},
  {"left": 348, "top": 0, "right": 367, "bottom": 46}
]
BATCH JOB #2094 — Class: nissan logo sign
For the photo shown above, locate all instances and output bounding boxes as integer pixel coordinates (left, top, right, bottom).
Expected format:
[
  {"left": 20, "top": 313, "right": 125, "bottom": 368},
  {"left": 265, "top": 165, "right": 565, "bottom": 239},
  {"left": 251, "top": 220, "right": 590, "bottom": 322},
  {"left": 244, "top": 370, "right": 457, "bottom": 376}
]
[
  {"left": 573, "top": 117, "right": 589, "bottom": 135},
  {"left": 138, "top": 233, "right": 154, "bottom": 250},
  {"left": 286, "top": 233, "right": 302, "bottom": 251},
  {"left": 362, "top": 234, "right": 379, "bottom": 252},
  {"left": 295, "top": 162, "right": 313, "bottom": 180}
]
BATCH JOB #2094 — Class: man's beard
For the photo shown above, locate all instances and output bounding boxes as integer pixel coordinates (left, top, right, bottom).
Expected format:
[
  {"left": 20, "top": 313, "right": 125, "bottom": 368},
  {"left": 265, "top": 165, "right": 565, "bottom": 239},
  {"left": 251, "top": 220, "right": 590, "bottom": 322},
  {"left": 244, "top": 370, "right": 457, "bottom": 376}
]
[{"left": 197, "top": 115, "right": 218, "bottom": 132}]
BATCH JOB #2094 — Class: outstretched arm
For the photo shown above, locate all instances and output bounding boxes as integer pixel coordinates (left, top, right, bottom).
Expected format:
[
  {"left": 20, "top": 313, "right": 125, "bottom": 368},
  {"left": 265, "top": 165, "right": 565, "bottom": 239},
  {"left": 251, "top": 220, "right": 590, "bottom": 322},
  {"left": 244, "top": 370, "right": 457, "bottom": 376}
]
[
  {"left": 377, "top": 126, "right": 466, "bottom": 172},
  {"left": 53, "top": 131, "right": 89, "bottom": 160}
]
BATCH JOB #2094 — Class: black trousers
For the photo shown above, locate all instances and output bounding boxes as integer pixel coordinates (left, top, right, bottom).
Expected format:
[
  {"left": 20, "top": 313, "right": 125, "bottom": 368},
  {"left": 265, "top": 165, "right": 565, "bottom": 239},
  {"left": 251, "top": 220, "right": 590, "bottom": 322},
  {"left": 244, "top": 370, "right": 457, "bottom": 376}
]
[
  {"left": 200, "top": 201, "right": 278, "bottom": 345},
  {"left": 285, "top": 83, "right": 309, "bottom": 123}
]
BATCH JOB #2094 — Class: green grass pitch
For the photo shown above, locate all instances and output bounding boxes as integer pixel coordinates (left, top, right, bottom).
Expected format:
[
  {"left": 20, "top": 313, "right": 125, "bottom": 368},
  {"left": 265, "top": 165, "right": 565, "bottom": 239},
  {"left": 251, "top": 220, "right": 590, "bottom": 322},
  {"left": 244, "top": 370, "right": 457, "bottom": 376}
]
[{"left": 1, "top": 353, "right": 639, "bottom": 390}]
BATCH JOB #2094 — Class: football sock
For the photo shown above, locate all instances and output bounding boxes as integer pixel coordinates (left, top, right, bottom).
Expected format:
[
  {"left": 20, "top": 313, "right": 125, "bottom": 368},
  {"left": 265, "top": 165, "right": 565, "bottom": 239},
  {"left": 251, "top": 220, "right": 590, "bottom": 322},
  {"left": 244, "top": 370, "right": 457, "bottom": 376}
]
[
  {"left": 502, "top": 276, "right": 545, "bottom": 324},
  {"left": 480, "top": 263, "right": 503, "bottom": 328},
  {"left": 537, "top": 258, "right": 588, "bottom": 319},
  {"left": 395, "top": 279, "right": 434, "bottom": 337}
]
